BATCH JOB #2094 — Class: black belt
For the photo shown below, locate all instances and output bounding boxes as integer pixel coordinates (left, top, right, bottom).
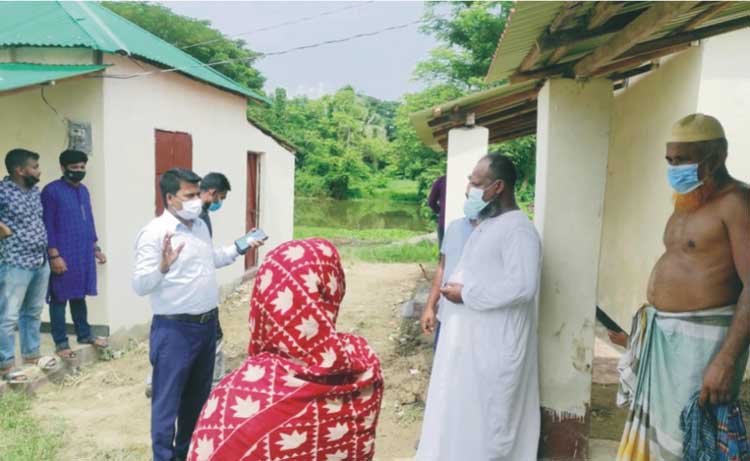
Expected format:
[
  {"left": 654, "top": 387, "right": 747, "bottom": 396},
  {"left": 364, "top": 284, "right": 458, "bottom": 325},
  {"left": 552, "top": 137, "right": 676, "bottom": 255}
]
[{"left": 154, "top": 308, "right": 218, "bottom": 324}]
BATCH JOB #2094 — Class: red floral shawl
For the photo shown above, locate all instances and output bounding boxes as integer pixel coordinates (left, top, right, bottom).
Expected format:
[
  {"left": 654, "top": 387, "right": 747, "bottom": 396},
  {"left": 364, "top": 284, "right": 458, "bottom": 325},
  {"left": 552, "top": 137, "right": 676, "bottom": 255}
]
[{"left": 189, "top": 239, "right": 383, "bottom": 461}]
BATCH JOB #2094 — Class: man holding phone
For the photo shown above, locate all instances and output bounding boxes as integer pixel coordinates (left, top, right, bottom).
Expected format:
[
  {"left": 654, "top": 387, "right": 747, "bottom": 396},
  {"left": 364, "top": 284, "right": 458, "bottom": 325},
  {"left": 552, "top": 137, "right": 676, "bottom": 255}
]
[{"left": 132, "top": 168, "right": 263, "bottom": 461}]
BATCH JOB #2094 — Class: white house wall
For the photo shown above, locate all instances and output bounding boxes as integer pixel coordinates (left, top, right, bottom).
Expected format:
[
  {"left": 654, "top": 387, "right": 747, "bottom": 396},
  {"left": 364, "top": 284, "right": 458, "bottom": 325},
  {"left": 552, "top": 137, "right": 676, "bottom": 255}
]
[
  {"left": 101, "top": 55, "right": 294, "bottom": 337},
  {"left": 696, "top": 29, "right": 750, "bottom": 181},
  {"left": 0, "top": 75, "right": 108, "bottom": 326},
  {"left": 597, "top": 48, "right": 704, "bottom": 328}
]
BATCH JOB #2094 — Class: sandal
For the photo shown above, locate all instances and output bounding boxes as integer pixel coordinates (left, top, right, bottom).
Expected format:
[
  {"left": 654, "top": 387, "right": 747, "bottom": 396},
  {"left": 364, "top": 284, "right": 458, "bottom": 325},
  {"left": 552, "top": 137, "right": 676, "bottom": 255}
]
[
  {"left": 55, "top": 343, "right": 77, "bottom": 360},
  {"left": 36, "top": 356, "right": 59, "bottom": 371},
  {"left": 2, "top": 368, "right": 30, "bottom": 384},
  {"left": 79, "top": 336, "right": 109, "bottom": 350}
]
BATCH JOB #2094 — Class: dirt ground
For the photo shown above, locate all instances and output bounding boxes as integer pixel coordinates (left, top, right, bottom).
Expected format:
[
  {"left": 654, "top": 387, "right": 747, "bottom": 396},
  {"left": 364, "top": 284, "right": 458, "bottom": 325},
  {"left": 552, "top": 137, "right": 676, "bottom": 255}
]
[{"left": 30, "top": 260, "right": 431, "bottom": 461}]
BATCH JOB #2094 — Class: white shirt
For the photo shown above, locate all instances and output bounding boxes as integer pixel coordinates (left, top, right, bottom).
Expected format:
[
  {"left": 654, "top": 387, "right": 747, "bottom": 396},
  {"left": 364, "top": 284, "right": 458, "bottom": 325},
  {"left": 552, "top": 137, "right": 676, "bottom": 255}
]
[{"left": 132, "top": 211, "right": 239, "bottom": 315}]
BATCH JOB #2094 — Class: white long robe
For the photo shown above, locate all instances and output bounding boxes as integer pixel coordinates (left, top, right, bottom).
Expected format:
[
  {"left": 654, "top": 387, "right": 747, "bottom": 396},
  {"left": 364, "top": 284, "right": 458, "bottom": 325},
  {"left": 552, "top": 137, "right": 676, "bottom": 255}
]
[{"left": 416, "top": 210, "right": 541, "bottom": 461}]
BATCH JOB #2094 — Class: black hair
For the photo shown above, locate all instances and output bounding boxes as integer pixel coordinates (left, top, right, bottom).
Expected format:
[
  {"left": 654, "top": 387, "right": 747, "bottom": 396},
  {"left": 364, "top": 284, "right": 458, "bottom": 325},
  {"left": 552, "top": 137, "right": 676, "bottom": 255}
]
[
  {"left": 5, "top": 148, "right": 40, "bottom": 175},
  {"left": 159, "top": 168, "right": 202, "bottom": 205},
  {"left": 200, "top": 172, "right": 231, "bottom": 192},
  {"left": 484, "top": 153, "right": 517, "bottom": 188},
  {"left": 59, "top": 149, "right": 88, "bottom": 167}
]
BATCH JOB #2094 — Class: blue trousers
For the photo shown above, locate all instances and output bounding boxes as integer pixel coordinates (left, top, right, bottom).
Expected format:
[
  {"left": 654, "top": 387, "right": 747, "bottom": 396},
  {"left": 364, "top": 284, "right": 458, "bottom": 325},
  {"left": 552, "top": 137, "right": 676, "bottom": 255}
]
[
  {"left": 0, "top": 263, "right": 49, "bottom": 368},
  {"left": 49, "top": 298, "right": 92, "bottom": 348},
  {"left": 150, "top": 316, "right": 216, "bottom": 461}
]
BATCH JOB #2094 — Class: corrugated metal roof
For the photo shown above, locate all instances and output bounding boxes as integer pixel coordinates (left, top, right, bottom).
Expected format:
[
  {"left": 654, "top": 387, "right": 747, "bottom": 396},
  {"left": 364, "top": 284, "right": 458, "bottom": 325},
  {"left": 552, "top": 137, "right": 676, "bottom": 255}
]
[
  {"left": 486, "top": 1, "right": 750, "bottom": 83},
  {"left": 0, "top": 62, "right": 106, "bottom": 92},
  {"left": 0, "top": 1, "right": 270, "bottom": 103},
  {"left": 486, "top": 2, "right": 565, "bottom": 83}
]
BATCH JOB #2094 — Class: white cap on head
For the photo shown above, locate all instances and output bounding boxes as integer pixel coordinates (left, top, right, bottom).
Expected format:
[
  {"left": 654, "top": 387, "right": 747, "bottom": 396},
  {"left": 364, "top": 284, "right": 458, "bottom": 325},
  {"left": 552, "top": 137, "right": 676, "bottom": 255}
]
[{"left": 670, "top": 113, "right": 725, "bottom": 143}]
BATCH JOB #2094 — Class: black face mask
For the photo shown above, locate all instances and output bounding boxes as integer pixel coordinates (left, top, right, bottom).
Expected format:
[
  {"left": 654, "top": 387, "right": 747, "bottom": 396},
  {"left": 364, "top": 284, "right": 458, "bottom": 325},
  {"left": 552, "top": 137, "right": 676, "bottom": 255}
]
[
  {"left": 23, "top": 175, "right": 39, "bottom": 188},
  {"left": 64, "top": 169, "right": 86, "bottom": 183}
]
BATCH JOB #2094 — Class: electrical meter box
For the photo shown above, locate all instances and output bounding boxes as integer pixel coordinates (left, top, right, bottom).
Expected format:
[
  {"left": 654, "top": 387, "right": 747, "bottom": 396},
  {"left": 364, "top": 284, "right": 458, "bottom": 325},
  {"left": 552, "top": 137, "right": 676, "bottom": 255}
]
[{"left": 68, "top": 121, "right": 92, "bottom": 155}]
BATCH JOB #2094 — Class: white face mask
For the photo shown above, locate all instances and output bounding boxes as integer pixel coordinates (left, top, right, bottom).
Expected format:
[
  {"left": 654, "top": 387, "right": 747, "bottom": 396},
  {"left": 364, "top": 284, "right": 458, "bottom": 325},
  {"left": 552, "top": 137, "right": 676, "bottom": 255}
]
[{"left": 175, "top": 198, "right": 202, "bottom": 221}]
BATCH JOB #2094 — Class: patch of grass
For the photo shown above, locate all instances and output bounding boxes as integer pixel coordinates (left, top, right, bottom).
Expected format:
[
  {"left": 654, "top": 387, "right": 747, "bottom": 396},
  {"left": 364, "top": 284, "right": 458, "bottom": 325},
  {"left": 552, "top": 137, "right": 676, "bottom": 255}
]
[
  {"left": 294, "top": 226, "right": 422, "bottom": 243},
  {"left": 370, "top": 179, "right": 420, "bottom": 202},
  {"left": 346, "top": 240, "right": 439, "bottom": 263},
  {"left": 0, "top": 392, "right": 64, "bottom": 461}
]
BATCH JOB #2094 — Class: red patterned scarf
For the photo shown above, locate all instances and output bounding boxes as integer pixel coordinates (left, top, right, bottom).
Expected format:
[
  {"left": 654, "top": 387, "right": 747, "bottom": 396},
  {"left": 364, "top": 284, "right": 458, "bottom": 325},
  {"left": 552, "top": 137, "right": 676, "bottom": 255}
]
[{"left": 189, "top": 239, "right": 383, "bottom": 461}]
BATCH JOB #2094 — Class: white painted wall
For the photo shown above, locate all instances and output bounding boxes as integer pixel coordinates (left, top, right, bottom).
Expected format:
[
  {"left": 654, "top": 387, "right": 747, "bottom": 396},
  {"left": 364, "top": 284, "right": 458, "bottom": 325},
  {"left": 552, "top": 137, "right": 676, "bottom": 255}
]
[
  {"left": 696, "top": 29, "right": 750, "bottom": 181},
  {"left": 101, "top": 55, "right": 294, "bottom": 336},
  {"left": 597, "top": 47, "right": 706, "bottom": 329},
  {"left": 445, "top": 126, "right": 489, "bottom": 226},
  {"left": 0, "top": 50, "right": 295, "bottom": 338},
  {"left": 535, "top": 78, "right": 612, "bottom": 418},
  {"left": 0, "top": 73, "right": 108, "bottom": 326}
]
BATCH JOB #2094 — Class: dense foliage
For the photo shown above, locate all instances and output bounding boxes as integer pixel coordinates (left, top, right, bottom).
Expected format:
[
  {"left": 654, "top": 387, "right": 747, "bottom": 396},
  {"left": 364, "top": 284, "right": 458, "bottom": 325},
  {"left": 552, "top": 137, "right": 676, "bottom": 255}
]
[{"left": 105, "top": 1, "right": 536, "bottom": 207}]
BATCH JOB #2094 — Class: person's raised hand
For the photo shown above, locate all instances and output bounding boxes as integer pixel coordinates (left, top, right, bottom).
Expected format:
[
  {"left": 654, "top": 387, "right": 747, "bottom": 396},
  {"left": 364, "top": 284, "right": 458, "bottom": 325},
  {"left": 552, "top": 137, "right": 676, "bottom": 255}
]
[{"left": 159, "top": 233, "right": 184, "bottom": 274}]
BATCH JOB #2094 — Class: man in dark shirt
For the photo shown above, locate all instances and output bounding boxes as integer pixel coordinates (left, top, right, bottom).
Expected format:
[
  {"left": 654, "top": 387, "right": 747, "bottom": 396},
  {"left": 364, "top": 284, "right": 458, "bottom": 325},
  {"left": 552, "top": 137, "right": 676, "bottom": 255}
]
[
  {"left": 198, "top": 172, "right": 234, "bottom": 385},
  {"left": 428, "top": 175, "right": 447, "bottom": 247},
  {"left": 198, "top": 172, "right": 231, "bottom": 238}
]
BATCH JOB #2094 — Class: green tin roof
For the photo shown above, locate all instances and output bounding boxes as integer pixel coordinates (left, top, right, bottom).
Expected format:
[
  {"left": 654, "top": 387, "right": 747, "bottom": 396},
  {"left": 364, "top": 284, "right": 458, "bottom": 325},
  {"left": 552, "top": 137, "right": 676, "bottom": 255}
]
[
  {"left": 0, "top": 62, "right": 107, "bottom": 92},
  {"left": 0, "top": 1, "right": 269, "bottom": 103}
]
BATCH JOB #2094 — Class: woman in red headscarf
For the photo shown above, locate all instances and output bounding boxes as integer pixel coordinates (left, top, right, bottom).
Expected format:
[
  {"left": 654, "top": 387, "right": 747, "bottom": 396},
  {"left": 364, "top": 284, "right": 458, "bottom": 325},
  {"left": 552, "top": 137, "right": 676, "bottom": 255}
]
[{"left": 188, "top": 238, "right": 383, "bottom": 461}]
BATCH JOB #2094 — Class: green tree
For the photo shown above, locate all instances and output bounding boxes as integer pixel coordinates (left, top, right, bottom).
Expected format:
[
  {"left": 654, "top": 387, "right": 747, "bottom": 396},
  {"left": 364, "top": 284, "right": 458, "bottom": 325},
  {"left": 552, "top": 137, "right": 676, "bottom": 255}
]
[
  {"left": 411, "top": 1, "right": 536, "bottom": 210},
  {"left": 249, "top": 87, "right": 397, "bottom": 199},
  {"left": 415, "top": 1, "right": 513, "bottom": 90},
  {"left": 102, "top": 2, "right": 265, "bottom": 90}
]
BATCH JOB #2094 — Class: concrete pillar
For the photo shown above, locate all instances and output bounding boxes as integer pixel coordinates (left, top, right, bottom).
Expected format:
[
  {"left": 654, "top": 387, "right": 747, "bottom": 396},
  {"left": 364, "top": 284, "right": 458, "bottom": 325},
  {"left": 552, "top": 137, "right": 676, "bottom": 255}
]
[
  {"left": 444, "top": 125, "right": 489, "bottom": 226},
  {"left": 534, "top": 78, "right": 612, "bottom": 459}
]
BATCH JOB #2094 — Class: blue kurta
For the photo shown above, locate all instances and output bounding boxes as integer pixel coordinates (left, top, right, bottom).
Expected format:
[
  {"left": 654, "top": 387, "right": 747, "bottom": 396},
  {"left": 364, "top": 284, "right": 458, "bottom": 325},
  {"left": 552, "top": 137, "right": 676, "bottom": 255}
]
[{"left": 41, "top": 179, "right": 98, "bottom": 303}]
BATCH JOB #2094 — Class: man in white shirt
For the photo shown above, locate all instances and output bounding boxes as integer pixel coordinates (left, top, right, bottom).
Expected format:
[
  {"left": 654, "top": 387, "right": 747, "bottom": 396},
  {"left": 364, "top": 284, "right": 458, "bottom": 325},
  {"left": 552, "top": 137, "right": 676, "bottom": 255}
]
[
  {"left": 132, "top": 168, "right": 259, "bottom": 461},
  {"left": 416, "top": 154, "right": 542, "bottom": 461}
]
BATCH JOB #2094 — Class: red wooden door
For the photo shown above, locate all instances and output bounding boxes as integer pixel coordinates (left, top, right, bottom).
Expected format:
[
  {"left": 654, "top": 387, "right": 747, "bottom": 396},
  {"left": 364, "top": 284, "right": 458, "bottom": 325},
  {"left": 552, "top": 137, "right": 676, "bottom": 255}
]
[
  {"left": 246, "top": 152, "right": 261, "bottom": 269},
  {"left": 155, "top": 130, "right": 193, "bottom": 216}
]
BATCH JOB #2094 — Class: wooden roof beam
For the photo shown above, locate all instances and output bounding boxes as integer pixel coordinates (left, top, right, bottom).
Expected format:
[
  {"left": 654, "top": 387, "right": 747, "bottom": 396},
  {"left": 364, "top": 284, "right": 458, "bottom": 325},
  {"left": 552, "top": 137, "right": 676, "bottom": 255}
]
[
  {"left": 588, "top": 2, "right": 626, "bottom": 30},
  {"left": 489, "top": 126, "right": 538, "bottom": 144},
  {"left": 550, "top": 2, "right": 585, "bottom": 33},
  {"left": 671, "top": 1, "right": 732, "bottom": 34},
  {"left": 573, "top": 1, "right": 698, "bottom": 77},
  {"left": 591, "top": 43, "right": 691, "bottom": 78},
  {"left": 512, "top": 13, "right": 750, "bottom": 83},
  {"left": 427, "top": 88, "right": 540, "bottom": 128},
  {"left": 432, "top": 102, "right": 538, "bottom": 138}
]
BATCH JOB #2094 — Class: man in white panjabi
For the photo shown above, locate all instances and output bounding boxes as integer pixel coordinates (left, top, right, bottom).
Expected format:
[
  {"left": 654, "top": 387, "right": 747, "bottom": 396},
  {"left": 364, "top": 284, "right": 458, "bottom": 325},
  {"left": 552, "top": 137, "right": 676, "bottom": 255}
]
[{"left": 416, "top": 154, "right": 542, "bottom": 461}]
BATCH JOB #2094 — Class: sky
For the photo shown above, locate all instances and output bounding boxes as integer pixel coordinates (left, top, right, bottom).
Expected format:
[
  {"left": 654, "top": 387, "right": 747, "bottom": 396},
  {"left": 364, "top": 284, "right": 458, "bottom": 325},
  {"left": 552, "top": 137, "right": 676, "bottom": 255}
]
[{"left": 162, "top": 1, "right": 443, "bottom": 101}]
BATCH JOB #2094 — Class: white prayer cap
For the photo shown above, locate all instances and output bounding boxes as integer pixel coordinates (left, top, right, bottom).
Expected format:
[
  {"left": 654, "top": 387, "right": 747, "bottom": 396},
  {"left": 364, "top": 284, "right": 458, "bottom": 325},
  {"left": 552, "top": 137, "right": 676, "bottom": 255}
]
[{"left": 670, "top": 113, "right": 725, "bottom": 143}]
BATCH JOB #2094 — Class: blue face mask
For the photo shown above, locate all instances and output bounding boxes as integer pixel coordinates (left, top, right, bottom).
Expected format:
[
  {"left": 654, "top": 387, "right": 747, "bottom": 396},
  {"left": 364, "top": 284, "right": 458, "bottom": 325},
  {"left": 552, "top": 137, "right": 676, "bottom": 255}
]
[
  {"left": 209, "top": 200, "right": 223, "bottom": 212},
  {"left": 667, "top": 152, "right": 719, "bottom": 194},
  {"left": 463, "top": 187, "right": 491, "bottom": 219}
]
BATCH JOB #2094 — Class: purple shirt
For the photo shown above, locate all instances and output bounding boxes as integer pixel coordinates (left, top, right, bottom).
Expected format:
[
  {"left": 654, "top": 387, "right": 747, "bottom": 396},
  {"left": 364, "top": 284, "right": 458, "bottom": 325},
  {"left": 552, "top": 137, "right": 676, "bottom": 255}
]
[
  {"left": 428, "top": 175, "right": 447, "bottom": 231},
  {"left": 41, "top": 179, "right": 98, "bottom": 303}
]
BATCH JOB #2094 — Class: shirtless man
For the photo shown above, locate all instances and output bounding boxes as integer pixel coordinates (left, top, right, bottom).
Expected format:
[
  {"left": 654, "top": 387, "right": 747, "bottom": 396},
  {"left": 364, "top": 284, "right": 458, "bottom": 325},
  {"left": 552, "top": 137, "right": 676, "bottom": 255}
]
[{"left": 615, "top": 114, "right": 750, "bottom": 461}]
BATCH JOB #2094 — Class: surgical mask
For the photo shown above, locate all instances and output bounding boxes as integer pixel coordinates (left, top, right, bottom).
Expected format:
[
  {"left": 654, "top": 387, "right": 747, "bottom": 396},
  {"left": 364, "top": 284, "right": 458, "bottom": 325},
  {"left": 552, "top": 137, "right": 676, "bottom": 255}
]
[
  {"left": 463, "top": 187, "right": 491, "bottom": 219},
  {"left": 667, "top": 164, "right": 702, "bottom": 194},
  {"left": 667, "top": 150, "right": 722, "bottom": 195},
  {"left": 64, "top": 169, "right": 86, "bottom": 183},
  {"left": 209, "top": 200, "right": 222, "bottom": 212},
  {"left": 23, "top": 175, "right": 39, "bottom": 188},
  {"left": 175, "top": 198, "right": 202, "bottom": 220}
]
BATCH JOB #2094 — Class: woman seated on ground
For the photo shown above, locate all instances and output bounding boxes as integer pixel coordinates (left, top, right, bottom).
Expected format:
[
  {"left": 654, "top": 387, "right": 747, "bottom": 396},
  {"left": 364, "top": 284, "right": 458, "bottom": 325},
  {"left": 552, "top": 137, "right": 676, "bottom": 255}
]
[{"left": 188, "top": 238, "right": 384, "bottom": 461}]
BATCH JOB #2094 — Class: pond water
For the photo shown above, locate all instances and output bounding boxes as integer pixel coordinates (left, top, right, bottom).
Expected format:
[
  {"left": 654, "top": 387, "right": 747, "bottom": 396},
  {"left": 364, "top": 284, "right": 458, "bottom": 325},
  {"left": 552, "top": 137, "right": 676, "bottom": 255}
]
[{"left": 295, "top": 197, "right": 434, "bottom": 232}]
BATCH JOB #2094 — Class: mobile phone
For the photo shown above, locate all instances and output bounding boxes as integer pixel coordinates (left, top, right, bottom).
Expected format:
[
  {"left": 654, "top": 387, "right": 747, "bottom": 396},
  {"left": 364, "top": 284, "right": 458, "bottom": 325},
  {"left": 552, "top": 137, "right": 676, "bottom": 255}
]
[
  {"left": 235, "top": 228, "right": 268, "bottom": 254},
  {"left": 248, "top": 228, "right": 269, "bottom": 242}
]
